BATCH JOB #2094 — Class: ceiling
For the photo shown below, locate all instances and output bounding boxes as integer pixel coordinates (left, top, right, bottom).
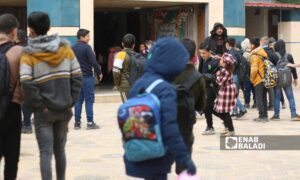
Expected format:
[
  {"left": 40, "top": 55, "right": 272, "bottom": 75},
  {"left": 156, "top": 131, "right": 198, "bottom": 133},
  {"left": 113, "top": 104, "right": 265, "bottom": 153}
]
[{"left": 0, "top": 0, "right": 193, "bottom": 8}]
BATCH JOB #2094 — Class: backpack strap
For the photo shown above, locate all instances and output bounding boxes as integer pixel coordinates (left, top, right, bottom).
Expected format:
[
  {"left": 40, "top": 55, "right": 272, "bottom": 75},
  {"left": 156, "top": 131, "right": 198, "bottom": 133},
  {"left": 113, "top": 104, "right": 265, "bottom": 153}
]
[
  {"left": 0, "top": 42, "right": 14, "bottom": 54},
  {"left": 146, "top": 79, "right": 164, "bottom": 93},
  {"left": 182, "top": 71, "right": 202, "bottom": 90}
]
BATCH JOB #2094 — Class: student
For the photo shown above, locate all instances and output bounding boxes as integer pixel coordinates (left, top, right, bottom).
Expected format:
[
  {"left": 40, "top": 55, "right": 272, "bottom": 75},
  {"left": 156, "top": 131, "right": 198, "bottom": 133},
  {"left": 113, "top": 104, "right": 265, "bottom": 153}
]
[
  {"left": 20, "top": 12, "right": 82, "bottom": 180},
  {"left": 214, "top": 53, "right": 237, "bottom": 136},
  {"left": 225, "top": 38, "right": 247, "bottom": 118},
  {"left": 271, "top": 39, "right": 300, "bottom": 121},
  {"left": 0, "top": 13, "right": 23, "bottom": 180},
  {"left": 72, "top": 29, "right": 102, "bottom": 130},
  {"left": 249, "top": 38, "right": 269, "bottom": 122},
  {"left": 198, "top": 43, "right": 219, "bottom": 135},
  {"left": 173, "top": 38, "right": 206, "bottom": 174},
  {"left": 125, "top": 37, "right": 196, "bottom": 180},
  {"left": 113, "top": 33, "right": 136, "bottom": 102}
]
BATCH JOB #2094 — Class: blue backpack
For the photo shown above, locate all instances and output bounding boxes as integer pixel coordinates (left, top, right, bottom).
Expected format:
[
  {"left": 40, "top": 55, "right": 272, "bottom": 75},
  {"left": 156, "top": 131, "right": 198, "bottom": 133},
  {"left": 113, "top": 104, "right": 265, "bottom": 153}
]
[{"left": 117, "top": 79, "right": 165, "bottom": 162}]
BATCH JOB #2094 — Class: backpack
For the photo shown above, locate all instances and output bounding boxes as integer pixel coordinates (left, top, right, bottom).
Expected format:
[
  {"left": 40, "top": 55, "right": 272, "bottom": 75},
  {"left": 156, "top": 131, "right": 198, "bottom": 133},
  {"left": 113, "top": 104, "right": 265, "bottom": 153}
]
[
  {"left": 257, "top": 55, "right": 278, "bottom": 88},
  {"left": 117, "top": 79, "right": 165, "bottom": 162},
  {"left": 0, "top": 42, "right": 14, "bottom": 124},
  {"left": 175, "top": 71, "right": 201, "bottom": 144},
  {"left": 276, "top": 53, "right": 292, "bottom": 87},
  {"left": 237, "top": 52, "right": 250, "bottom": 82},
  {"left": 125, "top": 49, "right": 146, "bottom": 85}
]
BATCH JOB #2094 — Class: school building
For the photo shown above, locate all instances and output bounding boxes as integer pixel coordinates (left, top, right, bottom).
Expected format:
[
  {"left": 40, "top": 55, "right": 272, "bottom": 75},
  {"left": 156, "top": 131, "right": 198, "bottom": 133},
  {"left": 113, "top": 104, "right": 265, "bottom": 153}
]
[{"left": 0, "top": 0, "right": 299, "bottom": 73}]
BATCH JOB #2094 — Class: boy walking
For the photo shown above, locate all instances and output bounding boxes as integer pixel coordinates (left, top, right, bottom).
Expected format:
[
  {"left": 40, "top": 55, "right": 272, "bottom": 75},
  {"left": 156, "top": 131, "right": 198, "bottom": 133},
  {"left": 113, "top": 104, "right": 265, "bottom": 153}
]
[
  {"left": 0, "top": 13, "right": 23, "bottom": 180},
  {"left": 20, "top": 12, "right": 82, "bottom": 180}
]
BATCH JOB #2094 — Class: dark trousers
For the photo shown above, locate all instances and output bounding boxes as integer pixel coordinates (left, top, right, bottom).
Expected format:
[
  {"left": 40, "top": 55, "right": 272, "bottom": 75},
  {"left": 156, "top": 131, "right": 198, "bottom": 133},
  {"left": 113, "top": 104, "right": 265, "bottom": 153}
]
[
  {"left": 215, "top": 112, "right": 234, "bottom": 131},
  {"left": 204, "top": 88, "right": 217, "bottom": 128},
  {"left": 267, "top": 88, "right": 274, "bottom": 107},
  {"left": 243, "top": 79, "right": 256, "bottom": 105},
  {"left": 255, "top": 83, "right": 268, "bottom": 118},
  {"left": 0, "top": 103, "right": 22, "bottom": 180},
  {"left": 145, "top": 173, "right": 167, "bottom": 180},
  {"left": 22, "top": 101, "right": 32, "bottom": 126}
]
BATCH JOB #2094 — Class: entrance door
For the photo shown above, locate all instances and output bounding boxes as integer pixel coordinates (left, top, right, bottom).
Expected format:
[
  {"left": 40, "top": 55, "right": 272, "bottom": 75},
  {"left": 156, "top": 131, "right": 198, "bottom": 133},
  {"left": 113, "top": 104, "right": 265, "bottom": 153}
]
[{"left": 268, "top": 9, "right": 280, "bottom": 40}]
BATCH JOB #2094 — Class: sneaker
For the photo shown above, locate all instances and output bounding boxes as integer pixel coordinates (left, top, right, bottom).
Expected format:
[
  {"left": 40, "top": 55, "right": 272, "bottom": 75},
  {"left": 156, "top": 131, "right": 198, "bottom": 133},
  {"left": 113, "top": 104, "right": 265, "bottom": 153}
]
[
  {"left": 270, "top": 115, "right": 280, "bottom": 121},
  {"left": 244, "top": 104, "right": 250, "bottom": 109},
  {"left": 261, "top": 117, "right": 269, "bottom": 123},
  {"left": 237, "top": 110, "right": 247, "bottom": 118},
  {"left": 202, "top": 127, "right": 215, "bottom": 135},
  {"left": 74, "top": 122, "right": 81, "bottom": 130},
  {"left": 282, "top": 103, "right": 286, "bottom": 109},
  {"left": 291, "top": 114, "right": 300, "bottom": 121},
  {"left": 253, "top": 117, "right": 263, "bottom": 122},
  {"left": 21, "top": 125, "right": 33, "bottom": 134},
  {"left": 221, "top": 131, "right": 235, "bottom": 137},
  {"left": 252, "top": 103, "right": 257, "bottom": 109},
  {"left": 220, "top": 128, "right": 229, "bottom": 134},
  {"left": 86, "top": 122, "right": 100, "bottom": 130},
  {"left": 268, "top": 106, "right": 274, "bottom": 111},
  {"left": 230, "top": 113, "right": 237, "bottom": 117}
]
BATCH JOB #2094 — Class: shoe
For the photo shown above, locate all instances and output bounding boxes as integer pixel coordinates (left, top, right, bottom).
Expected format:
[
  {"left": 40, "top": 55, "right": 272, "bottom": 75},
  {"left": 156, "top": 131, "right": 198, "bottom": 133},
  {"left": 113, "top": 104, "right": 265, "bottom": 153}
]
[
  {"left": 221, "top": 131, "right": 235, "bottom": 136},
  {"left": 220, "top": 128, "right": 229, "bottom": 134},
  {"left": 270, "top": 115, "right": 280, "bottom": 121},
  {"left": 86, "top": 122, "right": 100, "bottom": 130},
  {"left": 21, "top": 125, "right": 33, "bottom": 134},
  {"left": 237, "top": 110, "right": 247, "bottom": 118},
  {"left": 268, "top": 106, "right": 274, "bottom": 111},
  {"left": 244, "top": 104, "right": 250, "bottom": 109},
  {"left": 74, "top": 122, "right": 81, "bottom": 130},
  {"left": 291, "top": 114, "right": 300, "bottom": 121},
  {"left": 230, "top": 113, "right": 237, "bottom": 117},
  {"left": 253, "top": 117, "right": 263, "bottom": 122},
  {"left": 252, "top": 104, "right": 257, "bottom": 109},
  {"left": 261, "top": 117, "right": 269, "bottom": 123},
  {"left": 282, "top": 104, "right": 286, "bottom": 109},
  {"left": 202, "top": 127, "right": 215, "bottom": 135}
]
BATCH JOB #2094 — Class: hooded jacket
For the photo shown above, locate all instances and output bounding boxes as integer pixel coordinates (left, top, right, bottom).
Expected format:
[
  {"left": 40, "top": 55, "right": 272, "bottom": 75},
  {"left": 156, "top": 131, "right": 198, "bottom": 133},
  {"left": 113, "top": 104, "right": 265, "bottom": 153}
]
[
  {"left": 274, "top": 39, "right": 297, "bottom": 79},
  {"left": 250, "top": 47, "right": 267, "bottom": 86},
  {"left": 203, "top": 23, "right": 228, "bottom": 55},
  {"left": 125, "top": 37, "right": 192, "bottom": 178},
  {"left": 20, "top": 34, "right": 82, "bottom": 112}
]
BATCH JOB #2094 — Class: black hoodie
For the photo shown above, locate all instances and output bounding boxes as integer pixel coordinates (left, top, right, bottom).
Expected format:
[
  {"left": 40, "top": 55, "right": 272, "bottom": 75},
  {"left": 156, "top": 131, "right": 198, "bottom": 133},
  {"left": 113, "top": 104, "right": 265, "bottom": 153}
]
[
  {"left": 203, "top": 23, "right": 228, "bottom": 56},
  {"left": 274, "top": 39, "right": 297, "bottom": 79}
]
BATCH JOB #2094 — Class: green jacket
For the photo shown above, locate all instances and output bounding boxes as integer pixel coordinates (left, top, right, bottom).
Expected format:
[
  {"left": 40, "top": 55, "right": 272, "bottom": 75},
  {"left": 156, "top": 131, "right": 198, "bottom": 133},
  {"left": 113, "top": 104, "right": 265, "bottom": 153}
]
[
  {"left": 173, "top": 64, "right": 206, "bottom": 112},
  {"left": 112, "top": 48, "right": 132, "bottom": 90}
]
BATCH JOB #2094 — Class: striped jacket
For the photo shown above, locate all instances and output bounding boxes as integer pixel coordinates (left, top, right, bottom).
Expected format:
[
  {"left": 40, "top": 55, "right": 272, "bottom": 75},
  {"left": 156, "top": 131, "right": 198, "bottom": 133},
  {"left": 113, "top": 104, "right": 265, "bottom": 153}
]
[{"left": 20, "top": 35, "right": 82, "bottom": 112}]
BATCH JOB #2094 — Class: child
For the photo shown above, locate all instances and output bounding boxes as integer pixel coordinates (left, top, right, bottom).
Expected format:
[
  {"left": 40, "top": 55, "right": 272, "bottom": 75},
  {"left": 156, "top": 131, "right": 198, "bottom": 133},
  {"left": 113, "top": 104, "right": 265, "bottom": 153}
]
[
  {"left": 125, "top": 37, "right": 196, "bottom": 180},
  {"left": 214, "top": 53, "right": 237, "bottom": 136}
]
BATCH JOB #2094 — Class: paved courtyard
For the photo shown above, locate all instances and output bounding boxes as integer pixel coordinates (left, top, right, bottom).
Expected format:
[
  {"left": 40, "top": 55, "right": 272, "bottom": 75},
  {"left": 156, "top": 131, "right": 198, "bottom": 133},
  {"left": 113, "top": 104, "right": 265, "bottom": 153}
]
[{"left": 3, "top": 87, "right": 300, "bottom": 179}]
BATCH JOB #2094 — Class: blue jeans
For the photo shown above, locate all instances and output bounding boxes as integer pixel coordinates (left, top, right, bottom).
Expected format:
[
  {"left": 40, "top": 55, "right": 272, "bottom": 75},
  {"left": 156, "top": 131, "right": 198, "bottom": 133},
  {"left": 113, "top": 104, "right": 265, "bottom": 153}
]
[
  {"left": 233, "top": 75, "right": 245, "bottom": 114},
  {"left": 74, "top": 76, "right": 95, "bottom": 123},
  {"left": 274, "top": 85, "right": 296, "bottom": 117},
  {"left": 243, "top": 79, "right": 256, "bottom": 105},
  {"left": 22, "top": 101, "right": 32, "bottom": 126}
]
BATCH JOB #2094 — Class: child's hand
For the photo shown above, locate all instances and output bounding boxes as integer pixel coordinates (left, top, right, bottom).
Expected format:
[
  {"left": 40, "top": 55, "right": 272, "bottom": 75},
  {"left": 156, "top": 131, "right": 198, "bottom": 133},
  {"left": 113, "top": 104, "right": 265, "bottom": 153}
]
[
  {"left": 185, "top": 159, "right": 196, "bottom": 175},
  {"left": 286, "top": 63, "right": 295, "bottom": 68}
]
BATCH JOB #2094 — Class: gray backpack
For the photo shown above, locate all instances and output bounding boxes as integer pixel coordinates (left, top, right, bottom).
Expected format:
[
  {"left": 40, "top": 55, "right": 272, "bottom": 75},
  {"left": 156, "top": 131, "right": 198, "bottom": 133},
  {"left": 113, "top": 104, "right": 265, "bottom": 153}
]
[{"left": 276, "top": 53, "right": 292, "bottom": 87}]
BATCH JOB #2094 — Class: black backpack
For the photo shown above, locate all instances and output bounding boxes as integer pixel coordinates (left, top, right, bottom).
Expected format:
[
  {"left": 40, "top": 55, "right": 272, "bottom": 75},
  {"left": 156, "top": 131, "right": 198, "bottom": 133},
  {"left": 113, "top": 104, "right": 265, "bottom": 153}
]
[
  {"left": 276, "top": 53, "right": 292, "bottom": 87},
  {"left": 0, "top": 42, "right": 14, "bottom": 125},
  {"left": 125, "top": 49, "right": 146, "bottom": 85},
  {"left": 237, "top": 52, "right": 250, "bottom": 82},
  {"left": 175, "top": 71, "right": 202, "bottom": 143}
]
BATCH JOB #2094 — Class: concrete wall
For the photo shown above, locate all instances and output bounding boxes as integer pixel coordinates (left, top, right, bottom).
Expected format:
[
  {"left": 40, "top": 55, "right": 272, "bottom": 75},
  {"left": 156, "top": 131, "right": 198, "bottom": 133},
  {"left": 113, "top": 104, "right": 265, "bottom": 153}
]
[{"left": 246, "top": 8, "right": 269, "bottom": 38}]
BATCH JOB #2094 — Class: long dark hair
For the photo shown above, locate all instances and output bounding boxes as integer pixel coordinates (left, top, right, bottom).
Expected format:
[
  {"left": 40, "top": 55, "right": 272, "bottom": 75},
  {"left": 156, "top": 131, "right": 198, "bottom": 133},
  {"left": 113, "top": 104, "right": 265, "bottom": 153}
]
[{"left": 225, "top": 63, "right": 234, "bottom": 75}]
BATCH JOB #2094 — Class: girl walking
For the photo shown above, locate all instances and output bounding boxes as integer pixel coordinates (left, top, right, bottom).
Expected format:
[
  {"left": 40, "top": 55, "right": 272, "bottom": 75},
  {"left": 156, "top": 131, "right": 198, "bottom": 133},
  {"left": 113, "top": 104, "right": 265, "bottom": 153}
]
[{"left": 214, "top": 53, "right": 237, "bottom": 136}]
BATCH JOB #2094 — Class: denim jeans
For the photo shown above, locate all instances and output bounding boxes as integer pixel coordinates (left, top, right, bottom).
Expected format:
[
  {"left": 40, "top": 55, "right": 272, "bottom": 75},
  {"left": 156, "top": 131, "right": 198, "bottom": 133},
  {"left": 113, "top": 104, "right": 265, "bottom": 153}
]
[
  {"left": 267, "top": 88, "right": 274, "bottom": 107},
  {"left": 34, "top": 109, "right": 72, "bottom": 180},
  {"left": 233, "top": 75, "right": 245, "bottom": 114},
  {"left": 22, "top": 101, "right": 32, "bottom": 127},
  {"left": 243, "top": 79, "right": 256, "bottom": 105},
  {"left": 74, "top": 76, "right": 95, "bottom": 123},
  {"left": 274, "top": 85, "right": 296, "bottom": 117}
]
